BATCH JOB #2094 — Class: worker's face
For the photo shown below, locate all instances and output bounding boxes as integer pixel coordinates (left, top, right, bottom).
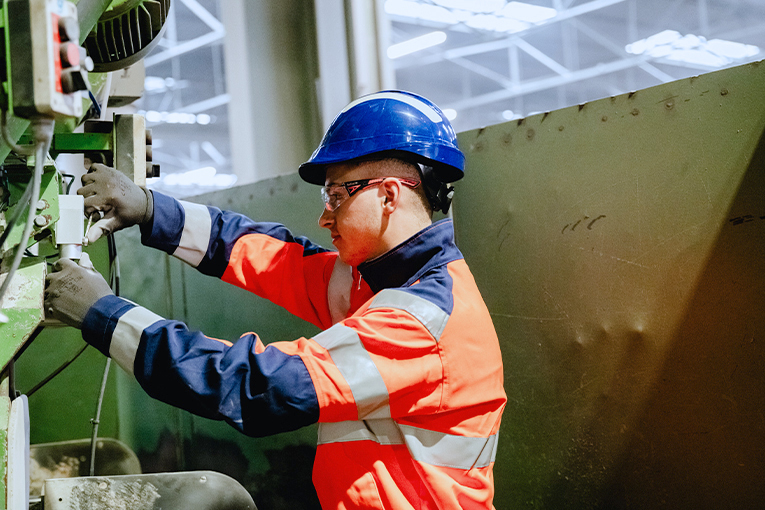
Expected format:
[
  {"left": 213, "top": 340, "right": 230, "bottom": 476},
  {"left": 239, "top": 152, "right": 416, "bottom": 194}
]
[{"left": 319, "top": 161, "right": 387, "bottom": 266}]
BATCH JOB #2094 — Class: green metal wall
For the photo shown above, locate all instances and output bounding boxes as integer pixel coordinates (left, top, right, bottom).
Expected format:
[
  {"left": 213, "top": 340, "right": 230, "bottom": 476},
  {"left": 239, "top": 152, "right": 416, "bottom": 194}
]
[
  {"left": 455, "top": 60, "right": 765, "bottom": 508},
  {"left": 20, "top": 60, "right": 765, "bottom": 509}
]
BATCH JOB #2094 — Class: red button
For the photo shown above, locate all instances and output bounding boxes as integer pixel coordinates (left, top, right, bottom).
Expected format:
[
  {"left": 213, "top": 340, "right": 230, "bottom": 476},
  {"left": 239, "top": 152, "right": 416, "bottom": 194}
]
[{"left": 59, "top": 42, "right": 80, "bottom": 68}]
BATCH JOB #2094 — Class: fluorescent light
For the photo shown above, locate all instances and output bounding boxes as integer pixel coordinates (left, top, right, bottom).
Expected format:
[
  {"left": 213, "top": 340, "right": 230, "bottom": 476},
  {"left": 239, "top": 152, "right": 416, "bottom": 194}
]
[
  {"left": 626, "top": 30, "right": 760, "bottom": 68},
  {"left": 501, "top": 2, "right": 557, "bottom": 23},
  {"left": 140, "top": 110, "right": 216, "bottom": 125},
  {"left": 442, "top": 108, "right": 457, "bottom": 120},
  {"left": 432, "top": 0, "right": 506, "bottom": 13},
  {"left": 388, "top": 31, "right": 447, "bottom": 59},
  {"left": 384, "top": 0, "right": 557, "bottom": 33},
  {"left": 161, "top": 167, "right": 238, "bottom": 188},
  {"left": 466, "top": 13, "right": 528, "bottom": 33},
  {"left": 502, "top": 109, "right": 521, "bottom": 120},
  {"left": 707, "top": 39, "right": 759, "bottom": 59},
  {"left": 144, "top": 76, "right": 177, "bottom": 93},
  {"left": 385, "top": 0, "right": 458, "bottom": 24}
]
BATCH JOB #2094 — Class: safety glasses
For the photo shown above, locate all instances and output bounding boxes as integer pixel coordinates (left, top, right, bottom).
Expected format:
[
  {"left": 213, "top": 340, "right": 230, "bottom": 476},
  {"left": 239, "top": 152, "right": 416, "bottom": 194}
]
[{"left": 321, "top": 177, "right": 420, "bottom": 212}]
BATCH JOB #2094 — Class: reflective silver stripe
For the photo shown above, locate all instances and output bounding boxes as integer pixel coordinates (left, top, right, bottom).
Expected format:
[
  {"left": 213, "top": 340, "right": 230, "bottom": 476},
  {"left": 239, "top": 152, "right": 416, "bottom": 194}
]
[
  {"left": 318, "top": 419, "right": 403, "bottom": 446},
  {"left": 313, "top": 325, "right": 390, "bottom": 419},
  {"left": 172, "top": 201, "right": 212, "bottom": 267},
  {"left": 340, "top": 92, "right": 443, "bottom": 123},
  {"left": 368, "top": 289, "right": 449, "bottom": 341},
  {"left": 110, "top": 306, "right": 164, "bottom": 376},
  {"left": 399, "top": 424, "right": 498, "bottom": 470},
  {"left": 327, "top": 258, "right": 352, "bottom": 325},
  {"left": 318, "top": 419, "right": 498, "bottom": 470}
]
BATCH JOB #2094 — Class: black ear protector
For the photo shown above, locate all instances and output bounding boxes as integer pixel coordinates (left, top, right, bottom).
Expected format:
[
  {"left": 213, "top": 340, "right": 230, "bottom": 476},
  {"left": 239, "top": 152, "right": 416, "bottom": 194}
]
[{"left": 420, "top": 165, "right": 454, "bottom": 214}]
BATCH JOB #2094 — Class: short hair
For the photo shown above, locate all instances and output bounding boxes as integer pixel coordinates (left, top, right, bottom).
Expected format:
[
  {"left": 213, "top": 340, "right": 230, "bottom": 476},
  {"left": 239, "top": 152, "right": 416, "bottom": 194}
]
[{"left": 357, "top": 157, "right": 432, "bottom": 216}]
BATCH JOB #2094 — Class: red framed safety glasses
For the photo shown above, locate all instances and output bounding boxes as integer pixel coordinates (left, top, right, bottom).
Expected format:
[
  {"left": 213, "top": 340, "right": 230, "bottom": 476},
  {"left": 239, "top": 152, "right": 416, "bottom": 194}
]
[{"left": 321, "top": 177, "right": 420, "bottom": 212}]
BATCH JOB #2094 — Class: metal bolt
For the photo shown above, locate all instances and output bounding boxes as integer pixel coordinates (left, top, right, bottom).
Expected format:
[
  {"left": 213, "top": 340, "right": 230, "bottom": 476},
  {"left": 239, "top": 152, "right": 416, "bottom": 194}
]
[
  {"left": 34, "top": 215, "right": 48, "bottom": 227},
  {"left": 36, "top": 200, "right": 46, "bottom": 210}
]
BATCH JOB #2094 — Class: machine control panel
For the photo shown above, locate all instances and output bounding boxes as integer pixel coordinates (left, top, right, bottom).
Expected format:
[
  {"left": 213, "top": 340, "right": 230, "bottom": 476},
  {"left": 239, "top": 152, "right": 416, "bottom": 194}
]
[{"left": 7, "top": 0, "right": 90, "bottom": 119}]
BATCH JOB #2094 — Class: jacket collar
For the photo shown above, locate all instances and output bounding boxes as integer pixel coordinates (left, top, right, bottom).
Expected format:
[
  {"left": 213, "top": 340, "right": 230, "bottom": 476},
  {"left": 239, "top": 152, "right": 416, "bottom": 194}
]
[{"left": 358, "top": 218, "right": 463, "bottom": 293}]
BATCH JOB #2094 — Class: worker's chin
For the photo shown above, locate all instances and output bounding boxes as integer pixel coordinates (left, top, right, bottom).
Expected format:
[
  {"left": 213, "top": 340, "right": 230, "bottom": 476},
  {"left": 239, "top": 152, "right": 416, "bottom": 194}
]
[{"left": 336, "top": 250, "right": 362, "bottom": 267}]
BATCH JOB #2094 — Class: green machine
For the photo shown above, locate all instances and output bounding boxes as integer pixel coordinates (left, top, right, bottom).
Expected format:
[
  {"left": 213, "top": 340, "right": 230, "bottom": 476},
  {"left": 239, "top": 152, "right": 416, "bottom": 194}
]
[{"left": 0, "top": 1, "right": 255, "bottom": 508}]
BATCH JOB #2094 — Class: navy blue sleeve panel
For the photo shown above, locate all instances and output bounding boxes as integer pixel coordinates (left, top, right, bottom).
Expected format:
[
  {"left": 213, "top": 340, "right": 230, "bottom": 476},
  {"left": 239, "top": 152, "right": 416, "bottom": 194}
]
[
  {"left": 140, "top": 191, "right": 185, "bottom": 253},
  {"left": 201, "top": 213, "right": 330, "bottom": 278},
  {"left": 134, "top": 322, "right": 321, "bottom": 437},
  {"left": 82, "top": 294, "right": 139, "bottom": 357},
  {"left": 80, "top": 294, "right": 320, "bottom": 437},
  {"left": 140, "top": 191, "right": 331, "bottom": 278}
]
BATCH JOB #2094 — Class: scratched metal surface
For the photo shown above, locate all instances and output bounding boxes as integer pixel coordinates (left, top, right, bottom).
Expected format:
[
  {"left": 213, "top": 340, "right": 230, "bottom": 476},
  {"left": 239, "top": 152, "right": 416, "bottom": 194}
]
[{"left": 455, "top": 60, "right": 765, "bottom": 508}]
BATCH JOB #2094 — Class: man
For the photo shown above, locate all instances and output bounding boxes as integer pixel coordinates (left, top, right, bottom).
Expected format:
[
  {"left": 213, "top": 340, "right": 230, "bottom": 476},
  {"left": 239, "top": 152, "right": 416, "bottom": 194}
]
[{"left": 45, "top": 90, "right": 506, "bottom": 509}]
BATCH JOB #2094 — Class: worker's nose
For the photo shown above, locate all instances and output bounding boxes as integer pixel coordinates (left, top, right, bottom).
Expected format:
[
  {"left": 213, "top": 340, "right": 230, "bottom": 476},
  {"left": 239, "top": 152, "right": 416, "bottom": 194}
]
[{"left": 318, "top": 207, "right": 333, "bottom": 229}]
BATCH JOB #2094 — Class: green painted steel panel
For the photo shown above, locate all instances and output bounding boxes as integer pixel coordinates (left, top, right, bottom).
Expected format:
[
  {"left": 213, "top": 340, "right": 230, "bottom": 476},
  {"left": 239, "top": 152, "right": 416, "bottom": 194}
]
[{"left": 455, "top": 60, "right": 765, "bottom": 508}]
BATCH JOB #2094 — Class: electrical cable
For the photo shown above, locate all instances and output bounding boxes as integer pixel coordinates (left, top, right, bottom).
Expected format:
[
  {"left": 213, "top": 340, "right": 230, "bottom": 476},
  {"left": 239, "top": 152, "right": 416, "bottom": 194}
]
[
  {"left": 23, "top": 343, "right": 88, "bottom": 398},
  {"left": 89, "top": 234, "right": 120, "bottom": 476},
  {"left": 61, "top": 173, "right": 76, "bottom": 194},
  {"left": 0, "top": 119, "right": 54, "bottom": 312},
  {"left": 87, "top": 90, "right": 101, "bottom": 119},
  {"left": 1, "top": 108, "right": 35, "bottom": 156},
  {"left": 0, "top": 179, "right": 35, "bottom": 249},
  {"left": 89, "top": 356, "right": 111, "bottom": 476}
]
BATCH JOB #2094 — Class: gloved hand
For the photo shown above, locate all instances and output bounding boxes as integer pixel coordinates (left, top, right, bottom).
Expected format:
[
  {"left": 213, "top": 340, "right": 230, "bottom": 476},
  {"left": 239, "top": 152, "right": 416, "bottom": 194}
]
[
  {"left": 44, "top": 254, "right": 113, "bottom": 329},
  {"left": 78, "top": 163, "right": 154, "bottom": 244}
]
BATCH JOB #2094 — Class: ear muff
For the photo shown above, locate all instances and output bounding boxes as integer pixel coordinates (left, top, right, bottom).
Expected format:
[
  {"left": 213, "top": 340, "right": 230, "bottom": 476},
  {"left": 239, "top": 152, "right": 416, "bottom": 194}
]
[{"left": 420, "top": 165, "right": 454, "bottom": 214}]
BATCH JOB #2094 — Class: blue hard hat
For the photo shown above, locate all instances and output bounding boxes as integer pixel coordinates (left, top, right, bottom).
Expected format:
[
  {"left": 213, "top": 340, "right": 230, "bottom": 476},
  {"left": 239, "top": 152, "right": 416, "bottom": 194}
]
[{"left": 299, "top": 90, "right": 465, "bottom": 185}]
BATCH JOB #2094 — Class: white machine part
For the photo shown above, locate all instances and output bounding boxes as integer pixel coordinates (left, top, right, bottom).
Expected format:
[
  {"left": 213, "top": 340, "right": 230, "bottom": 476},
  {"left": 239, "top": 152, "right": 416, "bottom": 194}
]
[
  {"left": 56, "top": 194, "right": 84, "bottom": 259},
  {"left": 7, "top": 395, "right": 30, "bottom": 510}
]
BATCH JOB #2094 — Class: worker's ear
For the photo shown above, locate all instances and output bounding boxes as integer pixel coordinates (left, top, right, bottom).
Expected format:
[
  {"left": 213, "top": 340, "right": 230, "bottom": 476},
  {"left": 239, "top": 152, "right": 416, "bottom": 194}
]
[{"left": 380, "top": 178, "right": 401, "bottom": 214}]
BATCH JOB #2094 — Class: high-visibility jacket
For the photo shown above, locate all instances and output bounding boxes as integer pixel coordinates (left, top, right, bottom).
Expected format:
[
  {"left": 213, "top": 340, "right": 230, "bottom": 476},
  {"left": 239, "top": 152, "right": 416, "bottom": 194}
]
[{"left": 81, "top": 192, "right": 506, "bottom": 509}]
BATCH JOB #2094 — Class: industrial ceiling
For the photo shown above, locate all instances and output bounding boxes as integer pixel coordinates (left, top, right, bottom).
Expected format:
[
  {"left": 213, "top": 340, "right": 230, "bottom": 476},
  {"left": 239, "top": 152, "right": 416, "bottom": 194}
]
[{"left": 135, "top": 0, "right": 765, "bottom": 196}]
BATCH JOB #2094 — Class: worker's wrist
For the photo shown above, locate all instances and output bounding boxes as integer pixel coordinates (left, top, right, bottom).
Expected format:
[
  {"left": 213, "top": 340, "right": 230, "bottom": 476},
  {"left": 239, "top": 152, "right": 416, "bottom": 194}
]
[
  {"left": 140, "top": 187, "right": 154, "bottom": 226},
  {"left": 81, "top": 295, "right": 136, "bottom": 357}
]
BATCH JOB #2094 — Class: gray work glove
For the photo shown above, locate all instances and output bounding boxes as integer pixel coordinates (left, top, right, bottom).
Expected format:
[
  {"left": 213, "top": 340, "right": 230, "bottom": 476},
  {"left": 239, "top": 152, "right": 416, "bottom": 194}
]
[
  {"left": 44, "top": 254, "right": 113, "bottom": 329},
  {"left": 78, "top": 163, "right": 154, "bottom": 244}
]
